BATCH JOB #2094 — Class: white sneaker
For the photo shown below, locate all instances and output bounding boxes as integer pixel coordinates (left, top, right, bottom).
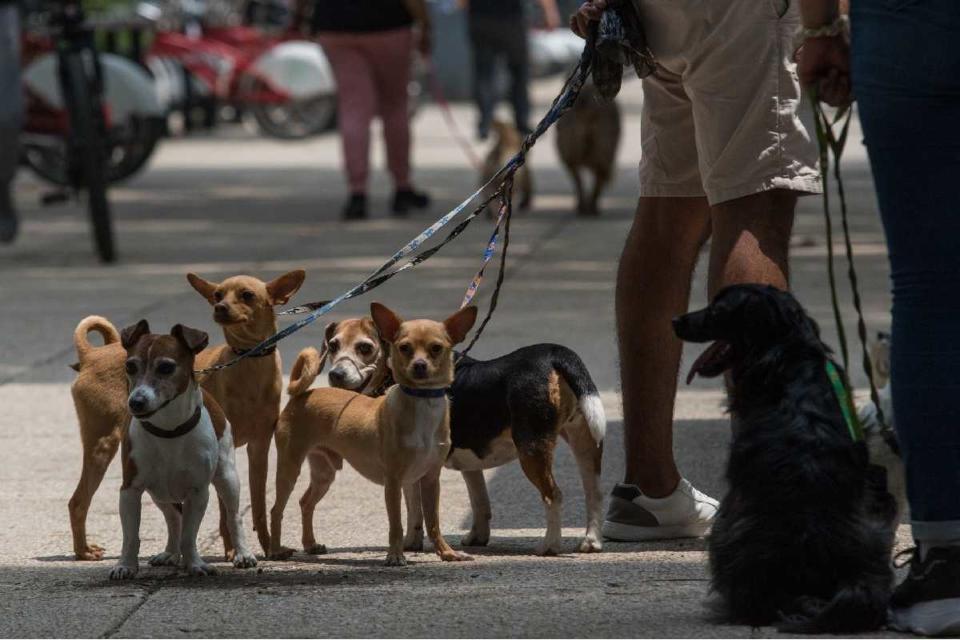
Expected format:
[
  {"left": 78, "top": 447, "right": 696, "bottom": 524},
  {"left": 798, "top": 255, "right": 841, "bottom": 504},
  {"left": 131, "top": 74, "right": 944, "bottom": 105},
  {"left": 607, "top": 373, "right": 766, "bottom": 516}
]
[{"left": 602, "top": 478, "right": 719, "bottom": 541}]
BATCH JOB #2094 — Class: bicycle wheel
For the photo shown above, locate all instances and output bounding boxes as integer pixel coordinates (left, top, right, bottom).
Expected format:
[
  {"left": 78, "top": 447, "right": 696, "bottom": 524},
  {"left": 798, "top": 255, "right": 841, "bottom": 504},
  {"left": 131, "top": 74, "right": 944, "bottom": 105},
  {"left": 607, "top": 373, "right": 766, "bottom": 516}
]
[{"left": 63, "top": 51, "right": 116, "bottom": 263}]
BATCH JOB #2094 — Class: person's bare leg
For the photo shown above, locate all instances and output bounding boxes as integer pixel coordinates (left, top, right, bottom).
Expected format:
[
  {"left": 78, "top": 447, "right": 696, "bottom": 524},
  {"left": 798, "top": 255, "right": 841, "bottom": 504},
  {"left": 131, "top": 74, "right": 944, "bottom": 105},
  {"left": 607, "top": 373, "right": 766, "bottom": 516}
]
[
  {"left": 617, "top": 196, "right": 711, "bottom": 497},
  {"left": 708, "top": 190, "right": 795, "bottom": 297}
]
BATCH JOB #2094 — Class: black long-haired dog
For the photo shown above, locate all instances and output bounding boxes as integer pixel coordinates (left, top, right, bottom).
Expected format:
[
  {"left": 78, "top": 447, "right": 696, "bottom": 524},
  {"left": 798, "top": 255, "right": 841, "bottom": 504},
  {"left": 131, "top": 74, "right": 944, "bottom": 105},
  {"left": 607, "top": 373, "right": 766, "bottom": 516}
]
[{"left": 673, "top": 284, "right": 897, "bottom": 633}]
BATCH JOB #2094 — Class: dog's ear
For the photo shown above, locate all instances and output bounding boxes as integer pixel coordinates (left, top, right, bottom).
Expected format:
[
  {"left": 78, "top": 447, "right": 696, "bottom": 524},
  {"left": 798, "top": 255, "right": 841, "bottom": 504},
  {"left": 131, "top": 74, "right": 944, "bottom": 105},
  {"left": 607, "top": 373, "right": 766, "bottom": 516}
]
[
  {"left": 171, "top": 324, "right": 209, "bottom": 355},
  {"left": 266, "top": 270, "right": 306, "bottom": 306},
  {"left": 370, "top": 303, "right": 402, "bottom": 343},
  {"left": 120, "top": 319, "right": 151, "bottom": 350},
  {"left": 323, "top": 321, "right": 339, "bottom": 346},
  {"left": 444, "top": 306, "right": 478, "bottom": 345},
  {"left": 186, "top": 273, "right": 218, "bottom": 304}
]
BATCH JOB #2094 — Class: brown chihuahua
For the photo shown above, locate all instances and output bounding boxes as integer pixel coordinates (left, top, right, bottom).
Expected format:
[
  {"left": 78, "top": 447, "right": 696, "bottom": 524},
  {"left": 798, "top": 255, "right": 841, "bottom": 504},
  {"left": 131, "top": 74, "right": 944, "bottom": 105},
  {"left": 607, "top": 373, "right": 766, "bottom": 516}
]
[
  {"left": 68, "top": 270, "right": 305, "bottom": 560},
  {"left": 271, "top": 302, "right": 477, "bottom": 566}
]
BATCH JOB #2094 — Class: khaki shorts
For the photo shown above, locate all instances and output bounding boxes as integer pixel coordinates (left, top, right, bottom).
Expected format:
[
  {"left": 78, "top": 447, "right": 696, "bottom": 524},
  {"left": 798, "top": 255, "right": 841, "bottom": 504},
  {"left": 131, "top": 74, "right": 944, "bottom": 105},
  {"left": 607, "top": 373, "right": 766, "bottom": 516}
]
[{"left": 637, "top": 0, "right": 821, "bottom": 205}]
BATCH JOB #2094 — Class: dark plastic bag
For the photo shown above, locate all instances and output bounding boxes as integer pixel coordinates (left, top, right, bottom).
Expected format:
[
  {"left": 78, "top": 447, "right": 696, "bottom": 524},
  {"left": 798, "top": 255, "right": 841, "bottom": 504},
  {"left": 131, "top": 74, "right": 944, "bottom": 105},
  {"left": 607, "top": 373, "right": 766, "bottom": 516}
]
[{"left": 591, "top": 0, "right": 656, "bottom": 100}]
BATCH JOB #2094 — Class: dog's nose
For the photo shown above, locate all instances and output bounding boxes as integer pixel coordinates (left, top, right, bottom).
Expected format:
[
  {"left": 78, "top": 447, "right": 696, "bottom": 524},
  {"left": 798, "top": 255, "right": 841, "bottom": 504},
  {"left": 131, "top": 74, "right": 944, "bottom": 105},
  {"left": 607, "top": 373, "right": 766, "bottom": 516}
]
[
  {"left": 329, "top": 369, "right": 346, "bottom": 386},
  {"left": 128, "top": 395, "right": 146, "bottom": 413},
  {"left": 412, "top": 360, "right": 428, "bottom": 378},
  {"left": 214, "top": 303, "right": 228, "bottom": 315},
  {"left": 671, "top": 316, "right": 682, "bottom": 330}
]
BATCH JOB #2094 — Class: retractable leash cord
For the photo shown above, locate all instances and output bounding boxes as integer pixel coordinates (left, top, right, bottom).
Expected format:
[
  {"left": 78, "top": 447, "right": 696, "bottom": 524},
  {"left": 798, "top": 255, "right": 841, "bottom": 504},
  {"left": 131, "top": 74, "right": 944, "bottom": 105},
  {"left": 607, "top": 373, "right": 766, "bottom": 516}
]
[{"left": 811, "top": 93, "right": 894, "bottom": 447}]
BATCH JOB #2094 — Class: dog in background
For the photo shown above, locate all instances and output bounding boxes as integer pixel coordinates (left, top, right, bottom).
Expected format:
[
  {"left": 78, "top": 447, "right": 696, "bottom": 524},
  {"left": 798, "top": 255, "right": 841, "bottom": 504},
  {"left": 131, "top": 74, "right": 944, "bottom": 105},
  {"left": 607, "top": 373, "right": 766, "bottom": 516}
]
[
  {"left": 288, "top": 317, "right": 606, "bottom": 555},
  {"left": 675, "top": 284, "right": 897, "bottom": 633},
  {"left": 555, "top": 82, "right": 621, "bottom": 216},
  {"left": 68, "top": 270, "right": 305, "bottom": 560},
  {"left": 271, "top": 303, "right": 478, "bottom": 566},
  {"left": 481, "top": 119, "right": 533, "bottom": 215}
]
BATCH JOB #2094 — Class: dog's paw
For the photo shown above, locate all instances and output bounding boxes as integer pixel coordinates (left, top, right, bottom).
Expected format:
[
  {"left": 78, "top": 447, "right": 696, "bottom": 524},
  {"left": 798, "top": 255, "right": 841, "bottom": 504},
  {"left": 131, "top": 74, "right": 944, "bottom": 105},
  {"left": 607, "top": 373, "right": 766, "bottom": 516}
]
[
  {"left": 185, "top": 561, "right": 217, "bottom": 577},
  {"left": 232, "top": 551, "right": 257, "bottom": 569},
  {"left": 76, "top": 544, "right": 105, "bottom": 561},
  {"left": 577, "top": 537, "right": 602, "bottom": 553},
  {"left": 149, "top": 551, "right": 180, "bottom": 567},
  {"left": 403, "top": 531, "right": 424, "bottom": 552},
  {"left": 109, "top": 564, "right": 138, "bottom": 580},
  {"left": 440, "top": 549, "right": 472, "bottom": 562},
  {"left": 534, "top": 541, "right": 562, "bottom": 556},
  {"left": 384, "top": 552, "right": 407, "bottom": 567},
  {"left": 461, "top": 528, "right": 490, "bottom": 547},
  {"left": 268, "top": 546, "right": 296, "bottom": 561},
  {"left": 304, "top": 543, "right": 327, "bottom": 555},
  {"left": 223, "top": 548, "right": 236, "bottom": 563}
]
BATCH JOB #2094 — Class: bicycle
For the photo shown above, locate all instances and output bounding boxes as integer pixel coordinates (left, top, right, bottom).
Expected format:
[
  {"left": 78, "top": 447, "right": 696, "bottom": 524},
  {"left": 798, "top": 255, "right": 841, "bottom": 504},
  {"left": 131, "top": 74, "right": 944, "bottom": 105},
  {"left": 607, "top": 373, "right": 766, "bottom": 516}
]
[{"left": 47, "top": 0, "right": 115, "bottom": 262}]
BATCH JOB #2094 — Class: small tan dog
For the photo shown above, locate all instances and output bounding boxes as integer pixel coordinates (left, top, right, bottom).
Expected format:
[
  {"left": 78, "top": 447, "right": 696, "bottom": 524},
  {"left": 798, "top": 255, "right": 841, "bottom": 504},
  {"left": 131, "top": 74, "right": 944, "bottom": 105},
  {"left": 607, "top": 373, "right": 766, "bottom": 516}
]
[
  {"left": 270, "top": 302, "right": 477, "bottom": 566},
  {"left": 481, "top": 120, "right": 533, "bottom": 215},
  {"left": 555, "top": 82, "right": 621, "bottom": 216},
  {"left": 68, "top": 270, "right": 305, "bottom": 560}
]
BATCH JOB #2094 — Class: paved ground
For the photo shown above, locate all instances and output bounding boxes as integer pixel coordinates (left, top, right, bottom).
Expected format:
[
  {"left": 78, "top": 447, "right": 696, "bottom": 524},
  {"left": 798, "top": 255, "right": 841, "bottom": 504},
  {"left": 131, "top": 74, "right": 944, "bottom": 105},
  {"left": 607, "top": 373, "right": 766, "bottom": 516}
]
[{"left": 0, "top": 76, "right": 910, "bottom": 638}]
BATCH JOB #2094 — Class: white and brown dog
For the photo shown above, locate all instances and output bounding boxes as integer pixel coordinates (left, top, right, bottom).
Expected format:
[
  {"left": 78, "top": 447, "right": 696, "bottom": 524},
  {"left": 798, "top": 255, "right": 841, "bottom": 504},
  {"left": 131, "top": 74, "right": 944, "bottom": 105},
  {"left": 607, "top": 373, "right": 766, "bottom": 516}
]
[
  {"left": 286, "top": 317, "right": 606, "bottom": 556},
  {"left": 270, "top": 303, "right": 478, "bottom": 566},
  {"left": 111, "top": 320, "right": 256, "bottom": 579}
]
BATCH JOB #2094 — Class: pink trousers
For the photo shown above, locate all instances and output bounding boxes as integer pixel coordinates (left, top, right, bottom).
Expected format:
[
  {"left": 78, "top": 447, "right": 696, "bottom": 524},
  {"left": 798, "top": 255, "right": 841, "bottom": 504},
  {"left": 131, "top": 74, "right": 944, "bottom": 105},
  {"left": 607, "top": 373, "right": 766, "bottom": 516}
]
[{"left": 318, "top": 28, "right": 413, "bottom": 194}]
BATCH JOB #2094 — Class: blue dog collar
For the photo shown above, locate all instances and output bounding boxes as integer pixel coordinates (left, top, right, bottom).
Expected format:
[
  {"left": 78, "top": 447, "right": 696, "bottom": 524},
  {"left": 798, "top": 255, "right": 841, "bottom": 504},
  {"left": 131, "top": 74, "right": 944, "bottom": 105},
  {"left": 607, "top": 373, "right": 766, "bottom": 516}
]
[{"left": 399, "top": 385, "right": 448, "bottom": 399}]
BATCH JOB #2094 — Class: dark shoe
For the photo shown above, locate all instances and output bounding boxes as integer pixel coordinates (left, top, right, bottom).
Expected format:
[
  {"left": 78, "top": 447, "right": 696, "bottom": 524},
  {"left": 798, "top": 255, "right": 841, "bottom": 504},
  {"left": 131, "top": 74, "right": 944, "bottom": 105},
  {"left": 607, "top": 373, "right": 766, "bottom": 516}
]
[
  {"left": 0, "top": 190, "right": 18, "bottom": 244},
  {"left": 889, "top": 546, "right": 960, "bottom": 636},
  {"left": 391, "top": 189, "right": 430, "bottom": 215},
  {"left": 342, "top": 194, "right": 367, "bottom": 220}
]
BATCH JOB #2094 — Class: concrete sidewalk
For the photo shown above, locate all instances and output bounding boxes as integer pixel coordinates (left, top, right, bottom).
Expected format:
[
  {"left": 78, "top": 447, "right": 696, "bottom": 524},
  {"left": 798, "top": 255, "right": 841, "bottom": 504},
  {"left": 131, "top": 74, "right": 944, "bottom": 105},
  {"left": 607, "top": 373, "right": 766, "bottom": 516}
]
[{"left": 0, "top": 77, "right": 908, "bottom": 638}]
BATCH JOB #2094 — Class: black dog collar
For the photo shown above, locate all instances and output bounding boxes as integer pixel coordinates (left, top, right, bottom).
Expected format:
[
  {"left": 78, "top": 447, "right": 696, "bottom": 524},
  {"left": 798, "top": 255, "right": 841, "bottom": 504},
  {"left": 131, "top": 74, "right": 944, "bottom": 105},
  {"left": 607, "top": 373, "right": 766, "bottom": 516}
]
[
  {"left": 232, "top": 345, "right": 277, "bottom": 358},
  {"left": 399, "top": 385, "right": 447, "bottom": 399},
  {"left": 140, "top": 406, "right": 203, "bottom": 439}
]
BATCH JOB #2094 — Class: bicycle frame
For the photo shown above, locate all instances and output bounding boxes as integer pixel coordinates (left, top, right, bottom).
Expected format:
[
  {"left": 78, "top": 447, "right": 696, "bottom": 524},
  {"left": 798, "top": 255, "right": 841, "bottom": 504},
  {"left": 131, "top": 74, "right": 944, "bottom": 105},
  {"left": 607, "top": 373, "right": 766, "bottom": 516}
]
[{"left": 147, "top": 27, "right": 293, "bottom": 106}]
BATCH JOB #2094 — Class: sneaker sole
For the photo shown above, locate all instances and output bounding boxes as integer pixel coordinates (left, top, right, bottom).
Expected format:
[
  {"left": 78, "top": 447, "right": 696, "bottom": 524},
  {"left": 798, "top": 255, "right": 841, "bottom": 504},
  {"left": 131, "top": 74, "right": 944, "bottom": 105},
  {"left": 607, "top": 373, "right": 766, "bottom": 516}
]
[
  {"left": 602, "top": 519, "right": 711, "bottom": 542},
  {"left": 890, "top": 598, "right": 960, "bottom": 636}
]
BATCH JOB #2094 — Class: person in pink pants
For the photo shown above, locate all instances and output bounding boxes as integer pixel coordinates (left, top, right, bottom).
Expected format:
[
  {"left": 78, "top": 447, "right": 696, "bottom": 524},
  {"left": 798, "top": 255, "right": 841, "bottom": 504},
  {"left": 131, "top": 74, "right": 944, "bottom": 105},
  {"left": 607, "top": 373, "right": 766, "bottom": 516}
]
[{"left": 301, "top": 0, "right": 432, "bottom": 220}]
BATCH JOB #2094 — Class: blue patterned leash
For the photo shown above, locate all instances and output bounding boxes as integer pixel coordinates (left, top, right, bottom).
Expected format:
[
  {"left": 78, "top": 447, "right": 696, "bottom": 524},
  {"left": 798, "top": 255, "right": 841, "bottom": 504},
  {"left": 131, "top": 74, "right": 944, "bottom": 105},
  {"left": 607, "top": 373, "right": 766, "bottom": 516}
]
[{"left": 195, "top": 45, "right": 594, "bottom": 375}]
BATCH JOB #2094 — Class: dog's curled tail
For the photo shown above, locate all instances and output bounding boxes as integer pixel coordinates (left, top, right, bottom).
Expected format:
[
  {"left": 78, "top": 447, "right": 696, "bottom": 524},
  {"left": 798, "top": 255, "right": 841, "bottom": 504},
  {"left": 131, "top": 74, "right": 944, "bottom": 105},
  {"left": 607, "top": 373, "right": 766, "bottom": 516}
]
[
  {"left": 72, "top": 316, "right": 121, "bottom": 370},
  {"left": 778, "top": 580, "right": 889, "bottom": 634},
  {"left": 551, "top": 347, "right": 606, "bottom": 445},
  {"left": 287, "top": 347, "right": 325, "bottom": 396}
]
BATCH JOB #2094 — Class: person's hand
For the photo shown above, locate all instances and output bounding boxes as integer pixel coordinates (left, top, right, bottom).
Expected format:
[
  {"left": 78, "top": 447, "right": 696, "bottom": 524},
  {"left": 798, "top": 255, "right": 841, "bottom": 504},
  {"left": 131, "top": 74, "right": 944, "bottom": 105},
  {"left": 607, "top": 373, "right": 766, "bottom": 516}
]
[
  {"left": 796, "top": 35, "right": 851, "bottom": 107},
  {"left": 569, "top": 0, "right": 607, "bottom": 39}
]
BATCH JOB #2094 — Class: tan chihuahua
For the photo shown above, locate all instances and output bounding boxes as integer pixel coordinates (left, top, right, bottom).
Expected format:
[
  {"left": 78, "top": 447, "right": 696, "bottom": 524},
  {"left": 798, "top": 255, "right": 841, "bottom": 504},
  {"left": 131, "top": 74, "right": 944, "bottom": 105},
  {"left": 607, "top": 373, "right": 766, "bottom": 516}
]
[
  {"left": 68, "top": 270, "right": 305, "bottom": 560},
  {"left": 270, "top": 302, "right": 477, "bottom": 566}
]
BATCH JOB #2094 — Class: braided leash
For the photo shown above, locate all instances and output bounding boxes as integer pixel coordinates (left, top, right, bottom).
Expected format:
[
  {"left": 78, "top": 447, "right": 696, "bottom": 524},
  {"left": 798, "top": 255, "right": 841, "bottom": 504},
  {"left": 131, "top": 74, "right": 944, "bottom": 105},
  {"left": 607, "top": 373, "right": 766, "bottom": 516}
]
[
  {"left": 195, "top": 42, "right": 595, "bottom": 375},
  {"left": 811, "top": 96, "right": 889, "bottom": 435}
]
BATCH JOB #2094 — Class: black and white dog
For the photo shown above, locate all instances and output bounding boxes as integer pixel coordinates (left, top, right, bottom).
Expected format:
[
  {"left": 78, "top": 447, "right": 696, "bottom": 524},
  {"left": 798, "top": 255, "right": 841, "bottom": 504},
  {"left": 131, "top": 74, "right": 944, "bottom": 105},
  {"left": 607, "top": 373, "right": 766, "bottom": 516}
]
[
  {"left": 288, "top": 319, "right": 607, "bottom": 556},
  {"left": 674, "top": 284, "right": 897, "bottom": 632}
]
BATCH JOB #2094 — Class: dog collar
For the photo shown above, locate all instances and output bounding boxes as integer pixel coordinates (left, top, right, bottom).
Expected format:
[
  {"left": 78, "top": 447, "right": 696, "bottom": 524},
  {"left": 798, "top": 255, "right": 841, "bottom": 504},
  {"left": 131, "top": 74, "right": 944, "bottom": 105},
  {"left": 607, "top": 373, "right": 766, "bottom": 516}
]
[
  {"left": 140, "top": 406, "right": 203, "bottom": 439},
  {"left": 232, "top": 345, "right": 277, "bottom": 358},
  {"left": 825, "top": 360, "right": 863, "bottom": 442},
  {"left": 399, "top": 385, "right": 447, "bottom": 399}
]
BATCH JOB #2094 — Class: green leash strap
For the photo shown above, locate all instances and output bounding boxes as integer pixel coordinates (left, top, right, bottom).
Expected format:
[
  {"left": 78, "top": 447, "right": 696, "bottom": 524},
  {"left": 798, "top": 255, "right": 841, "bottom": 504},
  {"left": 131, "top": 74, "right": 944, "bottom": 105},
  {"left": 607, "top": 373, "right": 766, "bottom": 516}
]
[
  {"left": 810, "top": 93, "right": 887, "bottom": 429},
  {"left": 825, "top": 360, "right": 864, "bottom": 442}
]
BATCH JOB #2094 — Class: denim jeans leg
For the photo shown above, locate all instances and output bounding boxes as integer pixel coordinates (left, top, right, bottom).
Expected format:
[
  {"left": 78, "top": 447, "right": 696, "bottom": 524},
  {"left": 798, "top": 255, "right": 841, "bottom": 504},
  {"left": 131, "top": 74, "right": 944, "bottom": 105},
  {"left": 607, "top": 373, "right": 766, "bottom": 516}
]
[{"left": 852, "top": 0, "right": 960, "bottom": 537}]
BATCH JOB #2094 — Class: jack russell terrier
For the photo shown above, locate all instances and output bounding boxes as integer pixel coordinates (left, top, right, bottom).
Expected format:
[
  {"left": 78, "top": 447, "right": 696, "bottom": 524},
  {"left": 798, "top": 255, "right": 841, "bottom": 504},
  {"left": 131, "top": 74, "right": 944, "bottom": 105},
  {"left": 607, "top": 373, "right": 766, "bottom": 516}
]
[
  {"left": 68, "top": 270, "right": 305, "bottom": 560},
  {"left": 270, "top": 303, "right": 478, "bottom": 566},
  {"left": 283, "top": 317, "right": 606, "bottom": 556},
  {"left": 111, "top": 320, "right": 257, "bottom": 579}
]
